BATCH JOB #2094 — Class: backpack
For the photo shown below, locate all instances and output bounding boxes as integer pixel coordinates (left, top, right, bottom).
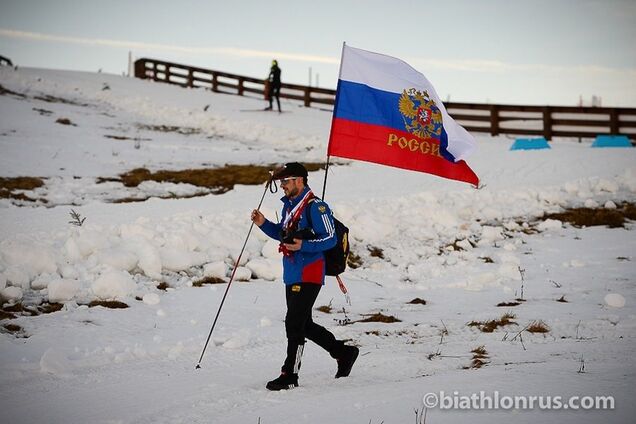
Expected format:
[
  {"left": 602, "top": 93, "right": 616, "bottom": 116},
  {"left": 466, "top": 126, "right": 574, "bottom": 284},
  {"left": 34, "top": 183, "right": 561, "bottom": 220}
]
[{"left": 306, "top": 199, "right": 350, "bottom": 276}]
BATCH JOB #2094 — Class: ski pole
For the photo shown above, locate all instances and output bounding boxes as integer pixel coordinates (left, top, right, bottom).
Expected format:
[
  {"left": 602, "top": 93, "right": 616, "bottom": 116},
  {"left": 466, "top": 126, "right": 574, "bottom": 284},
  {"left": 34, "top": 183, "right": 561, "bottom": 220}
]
[{"left": 195, "top": 174, "right": 274, "bottom": 369}]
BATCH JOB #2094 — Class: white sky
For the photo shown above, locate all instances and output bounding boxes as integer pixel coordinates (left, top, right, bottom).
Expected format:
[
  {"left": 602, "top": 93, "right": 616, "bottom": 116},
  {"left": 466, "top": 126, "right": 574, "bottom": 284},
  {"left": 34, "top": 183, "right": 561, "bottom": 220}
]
[{"left": 1, "top": 0, "right": 635, "bottom": 106}]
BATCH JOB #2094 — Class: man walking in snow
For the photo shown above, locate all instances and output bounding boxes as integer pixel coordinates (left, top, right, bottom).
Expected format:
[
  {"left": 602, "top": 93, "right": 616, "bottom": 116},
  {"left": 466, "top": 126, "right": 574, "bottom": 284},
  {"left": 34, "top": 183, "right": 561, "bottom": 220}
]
[
  {"left": 265, "top": 59, "right": 282, "bottom": 112},
  {"left": 251, "top": 162, "right": 359, "bottom": 390}
]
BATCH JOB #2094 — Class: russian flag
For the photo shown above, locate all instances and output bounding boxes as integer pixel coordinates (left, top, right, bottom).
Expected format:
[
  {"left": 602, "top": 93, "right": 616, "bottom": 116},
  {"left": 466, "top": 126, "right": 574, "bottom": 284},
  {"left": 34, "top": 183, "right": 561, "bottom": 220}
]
[{"left": 328, "top": 45, "right": 479, "bottom": 186}]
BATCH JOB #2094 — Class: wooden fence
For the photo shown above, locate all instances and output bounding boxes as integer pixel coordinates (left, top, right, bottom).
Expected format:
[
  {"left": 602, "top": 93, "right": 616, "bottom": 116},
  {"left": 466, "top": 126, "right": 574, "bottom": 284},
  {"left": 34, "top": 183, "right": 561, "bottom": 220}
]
[{"left": 135, "top": 58, "right": 636, "bottom": 142}]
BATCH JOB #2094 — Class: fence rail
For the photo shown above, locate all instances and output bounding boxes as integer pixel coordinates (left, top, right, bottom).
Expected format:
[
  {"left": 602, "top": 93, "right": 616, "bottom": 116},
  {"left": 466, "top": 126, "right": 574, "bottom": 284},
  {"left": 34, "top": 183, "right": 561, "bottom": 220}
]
[{"left": 135, "top": 58, "right": 636, "bottom": 141}]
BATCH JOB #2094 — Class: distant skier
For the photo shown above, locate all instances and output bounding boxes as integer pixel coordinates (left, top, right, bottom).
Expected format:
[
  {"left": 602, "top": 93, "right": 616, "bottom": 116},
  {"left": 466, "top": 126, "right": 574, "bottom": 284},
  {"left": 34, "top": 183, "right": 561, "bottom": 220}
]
[
  {"left": 265, "top": 59, "right": 282, "bottom": 112},
  {"left": 251, "top": 162, "right": 359, "bottom": 390}
]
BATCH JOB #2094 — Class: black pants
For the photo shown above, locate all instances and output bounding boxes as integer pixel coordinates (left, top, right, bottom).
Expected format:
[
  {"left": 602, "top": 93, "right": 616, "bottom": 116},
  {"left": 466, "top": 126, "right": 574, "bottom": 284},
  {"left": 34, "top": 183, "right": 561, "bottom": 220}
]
[
  {"left": 268, "top": 84, "right": 281, "bottom": 111},
  {"left": 282, "top": 283, "right": 343, "bottom": 374}
]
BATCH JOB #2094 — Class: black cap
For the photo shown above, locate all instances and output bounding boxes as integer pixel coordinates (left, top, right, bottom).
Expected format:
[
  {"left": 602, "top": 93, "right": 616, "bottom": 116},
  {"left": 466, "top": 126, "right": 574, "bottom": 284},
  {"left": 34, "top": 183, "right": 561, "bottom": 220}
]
[{"left": 272, "top": 162, "right": 308, "bottom": 180}]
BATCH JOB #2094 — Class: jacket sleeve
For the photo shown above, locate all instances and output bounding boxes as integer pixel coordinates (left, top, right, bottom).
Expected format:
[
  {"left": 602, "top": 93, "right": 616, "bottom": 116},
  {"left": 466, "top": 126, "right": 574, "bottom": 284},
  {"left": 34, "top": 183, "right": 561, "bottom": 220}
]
[
  {"left": 259, "top": 218, "right": 282, "bottom": 241},
  {"left": 301, "top": 201, "right": 337, "bottom": 253}
]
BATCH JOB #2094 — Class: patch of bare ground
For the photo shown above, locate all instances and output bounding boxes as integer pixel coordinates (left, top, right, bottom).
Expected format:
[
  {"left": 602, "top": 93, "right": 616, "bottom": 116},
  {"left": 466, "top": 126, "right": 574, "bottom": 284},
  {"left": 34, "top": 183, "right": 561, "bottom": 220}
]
[
  {"left": 192, "top": 276, "right": 226, "bottom": 287},
  {"left": 55, "top": 117, "right": 77, "bottom": 126},
  {"left": 1, "top": 302, "right": 64, "bottom": 319},
  {"left": 0, "top": 176, "right": 44, "bottom": 201},
  {"left": 556, "top": 295, "right": 568, "bottom": 303},
  {"left": 496, "top": 301, "right": 521, "bottom": 307},
  {"left": 105, "top": 163, "right": 325, "bottom": 195},
  {"left": 543, "top": 203, "right": 636, "bottom": 228},
  {"left": 2, "top": 323, "right": 25, "bottom": 337},
  {"left": 407, "top": 298, "right": 427, "bottom": 305},
  {"left": 357, "top": 312, "right": 401, "bottom": 323},
  {"left": 88, "top": 300, "right": 129, "bottom": 309},
  {"left": 157, "top": 282, "right": 170, "bottom": 291}
]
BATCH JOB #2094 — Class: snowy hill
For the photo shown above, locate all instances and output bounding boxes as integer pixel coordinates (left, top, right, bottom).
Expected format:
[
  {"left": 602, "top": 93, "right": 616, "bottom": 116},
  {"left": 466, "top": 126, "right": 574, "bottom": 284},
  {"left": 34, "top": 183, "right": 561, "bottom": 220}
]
[{"left": 1, "top": 66, "right": 635, "bottom": 423}]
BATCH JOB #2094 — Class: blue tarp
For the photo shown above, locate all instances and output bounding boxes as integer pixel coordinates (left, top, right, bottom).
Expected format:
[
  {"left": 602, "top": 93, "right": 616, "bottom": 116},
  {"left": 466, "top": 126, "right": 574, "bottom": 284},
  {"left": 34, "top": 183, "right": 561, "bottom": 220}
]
[
  {"left": 591, "top": 135, "right": 633, "bottom": 148},
  {"left": 510, "top": 137, "right": 551, "bottom": 150}
]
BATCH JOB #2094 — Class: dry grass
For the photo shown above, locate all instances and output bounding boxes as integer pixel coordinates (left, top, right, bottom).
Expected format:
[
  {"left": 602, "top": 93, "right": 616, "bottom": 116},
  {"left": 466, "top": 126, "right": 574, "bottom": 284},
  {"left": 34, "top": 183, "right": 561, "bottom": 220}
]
[
  {"left": 480, "top": 256, "right": 494, "bottom": 263},
  {"left": 367, "top": 246, "right": 385, "bottom": 259},
  {"left": 526, "top": 320, "right": 550, "bottom": 333},
  {"left": 463, "top": 345, "right": 490, "bottom": 369},
  {"left": 347, "top": 251, "right": 363, "bottom": 269},
  {"left": 55, "top": 117, "right": 76, "bottom": 126},
  {"left": 316, "top": 304, "right": 333, "bottom": 314},
  {"left": 471, "top": 345, "right": 488, "bottom": 357},
  {"left": 192, "top": 276, "right": 226, "bottom": 287},
  {"left": 407, "top": 298, "right": 427, "bottom": 305},
  {"left": 357, "top": 312, "right": 401, "bottom": 323},
  {"left": 88, "top": 300, "right": 129, "bottom": 309},
  {"left": 543, "top": 203, "right": 636, "bottom": 228},
  {"left": 136, "top": 124, "right": 201, "bottom": 135},
  {"left": 468, "top": 312, "right": 516, "bottom": 333}
]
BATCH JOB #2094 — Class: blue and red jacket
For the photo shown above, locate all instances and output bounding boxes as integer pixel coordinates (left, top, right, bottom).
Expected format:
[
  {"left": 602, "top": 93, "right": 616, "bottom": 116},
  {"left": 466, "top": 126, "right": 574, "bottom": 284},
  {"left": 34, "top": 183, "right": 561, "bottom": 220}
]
[{"left": 259, "top": 186, "right": 337, "bottom": 285}]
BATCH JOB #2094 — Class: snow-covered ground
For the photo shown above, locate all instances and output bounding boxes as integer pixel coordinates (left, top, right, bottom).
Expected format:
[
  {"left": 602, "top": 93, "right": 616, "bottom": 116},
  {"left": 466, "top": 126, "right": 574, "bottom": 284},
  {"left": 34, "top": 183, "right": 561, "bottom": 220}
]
[{"left": 1, "top": 66, "right": 635, "bottom": 423}]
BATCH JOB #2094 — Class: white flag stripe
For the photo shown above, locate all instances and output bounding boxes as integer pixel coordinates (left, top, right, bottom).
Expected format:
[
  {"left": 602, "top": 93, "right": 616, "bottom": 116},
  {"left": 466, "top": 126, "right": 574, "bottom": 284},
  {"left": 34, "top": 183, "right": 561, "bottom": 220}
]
[{"left": 339, "top": 45, "right": 477, "bottom": 161}]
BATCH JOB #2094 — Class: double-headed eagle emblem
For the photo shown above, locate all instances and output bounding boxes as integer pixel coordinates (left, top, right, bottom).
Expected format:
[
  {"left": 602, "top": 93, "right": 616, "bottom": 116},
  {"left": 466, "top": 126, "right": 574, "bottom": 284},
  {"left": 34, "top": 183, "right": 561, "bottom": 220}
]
[{"left": 398, "top": 88, "right": 443, "bottom": 139}]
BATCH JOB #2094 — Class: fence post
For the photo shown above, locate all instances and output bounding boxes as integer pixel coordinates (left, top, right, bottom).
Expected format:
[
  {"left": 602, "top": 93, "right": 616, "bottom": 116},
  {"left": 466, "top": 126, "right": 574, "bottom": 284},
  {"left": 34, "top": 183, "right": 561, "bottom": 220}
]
[
  {"left": 212, "top": 73, "right": 218, "bottom": 92},
  {"left": 304, "top": 87, "right": 311, "bottom": 107},
  {"left": 238, "top": 77, "right": 244, "bottom": 96},
  {"left": 609, "top": 109, "right": 619, "bottom": 135},
  {"left": 134, "top": 59, "right": 146, "bottom": 79},
  {"left": 187, "top": 69, "right": 194, "bottom": 88},
  {"left": 543, "top": 107, "right": 553, "bottom": 140},
  {"left": 264, "top": 80, "right": 270, "bottom": 100},
  {"left": 490, "top": 105, "right": 499, "bottom": 136}
]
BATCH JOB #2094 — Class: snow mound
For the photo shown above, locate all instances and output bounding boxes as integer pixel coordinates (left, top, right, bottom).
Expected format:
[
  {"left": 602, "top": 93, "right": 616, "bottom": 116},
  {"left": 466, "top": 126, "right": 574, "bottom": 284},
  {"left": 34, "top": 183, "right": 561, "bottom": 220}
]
[
  {"left": 245, "top": 259, "right": 281, "bottom": 281},
  {"left": 0, "top": 286, "right": 23, "bottom": 302},
  {"left": 91, "top": 270, "right": 136, "bottom": 300},
  {"left": 203, "top": 261, "right": 228, "bottom": 279},
  {"left": 538, "top": 219, "right": 562, "bottom": 232},
  {"left": 48, "top": 279, "right": 81, "bottom": 303}
]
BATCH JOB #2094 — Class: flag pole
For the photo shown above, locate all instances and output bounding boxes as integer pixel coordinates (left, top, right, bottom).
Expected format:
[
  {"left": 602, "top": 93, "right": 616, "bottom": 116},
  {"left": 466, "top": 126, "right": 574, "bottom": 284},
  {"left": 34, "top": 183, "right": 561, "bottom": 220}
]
[{"left": 321, "top": 41, "right": 346, "bottom": 200}]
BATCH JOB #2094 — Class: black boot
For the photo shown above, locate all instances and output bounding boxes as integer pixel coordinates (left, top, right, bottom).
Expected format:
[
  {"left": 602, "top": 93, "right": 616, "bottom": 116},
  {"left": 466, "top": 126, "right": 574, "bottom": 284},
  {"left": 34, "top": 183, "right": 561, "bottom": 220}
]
[
  {"left": 335, "top": 345, "right": 359, "bottom": 378},
  {"left": 266, "top": 372, "right": 298, "bottom": 391}
]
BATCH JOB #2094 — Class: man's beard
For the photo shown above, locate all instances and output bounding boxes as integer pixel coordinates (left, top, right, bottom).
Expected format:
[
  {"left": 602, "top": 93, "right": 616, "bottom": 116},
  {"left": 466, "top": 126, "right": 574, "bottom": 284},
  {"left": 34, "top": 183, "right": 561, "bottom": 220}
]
[{"left": 286, "top": 186, "right": 300, "bottom": 198}]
